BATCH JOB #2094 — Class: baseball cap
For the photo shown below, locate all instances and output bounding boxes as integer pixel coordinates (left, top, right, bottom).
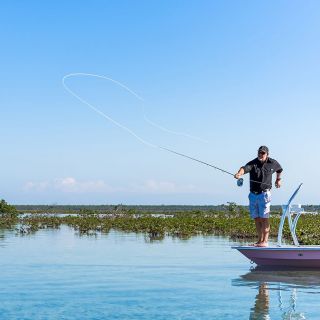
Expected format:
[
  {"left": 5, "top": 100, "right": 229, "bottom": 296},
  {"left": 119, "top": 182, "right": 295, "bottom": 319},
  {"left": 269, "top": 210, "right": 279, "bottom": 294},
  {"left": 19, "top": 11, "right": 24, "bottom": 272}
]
[{"left": 258, "top": 146, "right": 269, "bottom": 154}]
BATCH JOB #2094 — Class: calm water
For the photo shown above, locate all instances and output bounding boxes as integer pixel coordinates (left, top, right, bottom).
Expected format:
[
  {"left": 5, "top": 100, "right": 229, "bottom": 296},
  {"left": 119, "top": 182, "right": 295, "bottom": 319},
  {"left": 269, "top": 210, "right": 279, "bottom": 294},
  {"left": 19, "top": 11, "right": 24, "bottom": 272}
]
[{"left": 1, "top": 226, "right": 320, "bottom": 319}]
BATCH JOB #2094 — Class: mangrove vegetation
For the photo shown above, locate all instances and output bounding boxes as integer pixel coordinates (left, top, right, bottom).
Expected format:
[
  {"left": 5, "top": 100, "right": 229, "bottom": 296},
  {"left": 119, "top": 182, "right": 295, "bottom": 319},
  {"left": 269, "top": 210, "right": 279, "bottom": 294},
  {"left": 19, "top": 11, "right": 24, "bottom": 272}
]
[{"left": 1, "top": 200, "right": 320, "bottom": 244}]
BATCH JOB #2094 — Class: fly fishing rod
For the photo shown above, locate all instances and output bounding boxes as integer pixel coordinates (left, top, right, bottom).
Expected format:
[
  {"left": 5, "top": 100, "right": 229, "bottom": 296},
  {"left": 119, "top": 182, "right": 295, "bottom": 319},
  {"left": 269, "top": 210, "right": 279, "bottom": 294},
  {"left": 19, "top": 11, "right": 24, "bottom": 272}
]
[
  {"left": 160, "top": 147, "right": 272, "bottom": 188},
  {"left": 62, "top": 73, "right": 272, "bottom": 188}
]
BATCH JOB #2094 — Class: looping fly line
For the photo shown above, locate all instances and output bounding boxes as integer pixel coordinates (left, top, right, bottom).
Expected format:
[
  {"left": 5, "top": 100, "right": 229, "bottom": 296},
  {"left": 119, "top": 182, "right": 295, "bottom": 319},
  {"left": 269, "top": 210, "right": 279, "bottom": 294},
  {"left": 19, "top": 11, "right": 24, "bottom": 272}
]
[{"left": 62, "top": 73, "right": 263, "bottom": 187}]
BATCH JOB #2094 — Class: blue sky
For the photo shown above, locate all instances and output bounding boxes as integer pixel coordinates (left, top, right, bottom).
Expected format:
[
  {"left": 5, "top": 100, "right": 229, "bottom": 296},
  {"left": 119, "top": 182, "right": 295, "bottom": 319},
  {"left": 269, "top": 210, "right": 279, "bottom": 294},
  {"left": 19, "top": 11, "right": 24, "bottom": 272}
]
[{"left": 1, "top": 1, "right": 320, "bottom": 205}]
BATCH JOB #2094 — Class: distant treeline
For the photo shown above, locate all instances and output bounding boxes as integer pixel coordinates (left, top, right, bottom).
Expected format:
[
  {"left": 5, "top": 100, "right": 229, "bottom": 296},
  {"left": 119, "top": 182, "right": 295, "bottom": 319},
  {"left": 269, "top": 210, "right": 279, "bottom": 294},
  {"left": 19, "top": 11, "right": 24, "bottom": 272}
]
[
  {"left": 14, "top": 204, "right": 319, "bottom": 214},
  {"left": 14, "top": 204, "right": 255, "bottom": 214}
]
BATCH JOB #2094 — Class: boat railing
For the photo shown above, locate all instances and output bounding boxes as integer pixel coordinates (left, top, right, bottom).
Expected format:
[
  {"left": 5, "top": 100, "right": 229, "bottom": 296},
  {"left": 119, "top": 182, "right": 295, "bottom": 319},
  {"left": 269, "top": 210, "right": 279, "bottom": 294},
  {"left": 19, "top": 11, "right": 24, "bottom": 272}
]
[{"left": 277, "top": 202, "right": 317, "bottom": 247}]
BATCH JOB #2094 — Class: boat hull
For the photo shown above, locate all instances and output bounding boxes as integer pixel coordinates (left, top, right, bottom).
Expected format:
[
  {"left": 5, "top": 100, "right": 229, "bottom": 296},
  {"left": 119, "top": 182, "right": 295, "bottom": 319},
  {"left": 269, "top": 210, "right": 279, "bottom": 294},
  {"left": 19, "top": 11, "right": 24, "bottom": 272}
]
[{"left": 232, "top": 246, "right": 320, "bottom": 267}]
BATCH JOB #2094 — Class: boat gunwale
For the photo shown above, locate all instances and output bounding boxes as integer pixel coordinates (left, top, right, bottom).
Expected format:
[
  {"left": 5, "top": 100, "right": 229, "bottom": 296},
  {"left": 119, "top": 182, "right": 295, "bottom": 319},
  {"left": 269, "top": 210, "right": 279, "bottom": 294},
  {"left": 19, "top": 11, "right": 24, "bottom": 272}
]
[{"left": 232, "top": 245, "right": 320, "bottom": 251}]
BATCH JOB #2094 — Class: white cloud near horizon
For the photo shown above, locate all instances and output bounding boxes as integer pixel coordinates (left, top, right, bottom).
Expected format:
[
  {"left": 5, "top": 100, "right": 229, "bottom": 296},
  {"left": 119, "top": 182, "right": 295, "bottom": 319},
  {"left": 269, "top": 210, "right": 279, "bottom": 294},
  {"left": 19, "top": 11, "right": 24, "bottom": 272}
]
[
  {"left": 130, "top": 179, "right": 197, "bottom": 194},
  {"left": 24, "top": 177, "right": 118, "bottom": 193},
  {"left": 23, "top": 177, "right": 201, "bottom": 195}
]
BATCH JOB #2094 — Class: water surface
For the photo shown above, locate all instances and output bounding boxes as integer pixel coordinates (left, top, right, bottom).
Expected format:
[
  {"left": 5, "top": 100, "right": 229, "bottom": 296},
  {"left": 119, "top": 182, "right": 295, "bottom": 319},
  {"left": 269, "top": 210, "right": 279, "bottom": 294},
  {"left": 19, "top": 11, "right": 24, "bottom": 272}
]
[{"left": 0, "top": 227, "right": 319, "bottom": 319}]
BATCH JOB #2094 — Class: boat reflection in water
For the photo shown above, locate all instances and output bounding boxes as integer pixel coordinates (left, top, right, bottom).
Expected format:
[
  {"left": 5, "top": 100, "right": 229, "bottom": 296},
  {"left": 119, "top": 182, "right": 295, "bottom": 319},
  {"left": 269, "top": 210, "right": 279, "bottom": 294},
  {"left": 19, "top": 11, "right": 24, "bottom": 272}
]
[{"left": 233, "top": 266, "right": 320, "bottom": 319}]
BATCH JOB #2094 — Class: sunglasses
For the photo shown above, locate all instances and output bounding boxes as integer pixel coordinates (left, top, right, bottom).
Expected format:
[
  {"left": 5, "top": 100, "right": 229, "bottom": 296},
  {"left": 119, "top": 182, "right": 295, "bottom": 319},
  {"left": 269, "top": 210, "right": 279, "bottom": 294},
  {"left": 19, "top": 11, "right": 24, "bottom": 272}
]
[{"left": 258, "top": 151, "right": 266, "bottom": 155}]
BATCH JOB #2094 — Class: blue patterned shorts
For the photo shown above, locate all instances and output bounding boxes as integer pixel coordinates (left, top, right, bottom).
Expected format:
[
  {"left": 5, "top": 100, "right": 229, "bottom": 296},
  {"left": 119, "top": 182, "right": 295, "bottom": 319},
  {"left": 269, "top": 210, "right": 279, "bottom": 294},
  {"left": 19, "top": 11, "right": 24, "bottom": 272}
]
[{"left": 248, "top": 191, "right": 271, "bottom": 219}]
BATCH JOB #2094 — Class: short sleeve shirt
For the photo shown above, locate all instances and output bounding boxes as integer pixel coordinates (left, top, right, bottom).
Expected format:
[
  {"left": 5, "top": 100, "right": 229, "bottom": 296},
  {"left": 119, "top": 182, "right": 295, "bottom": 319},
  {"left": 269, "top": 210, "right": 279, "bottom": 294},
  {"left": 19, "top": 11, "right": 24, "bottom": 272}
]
[{"left": 243, "top": 157, "right": 283, "bottom": 193}]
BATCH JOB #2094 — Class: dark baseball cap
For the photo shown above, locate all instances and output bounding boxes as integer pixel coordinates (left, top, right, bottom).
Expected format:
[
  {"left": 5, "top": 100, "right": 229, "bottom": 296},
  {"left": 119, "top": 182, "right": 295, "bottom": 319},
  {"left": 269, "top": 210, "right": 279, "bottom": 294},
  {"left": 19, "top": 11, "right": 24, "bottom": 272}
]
[{"left": 258, "top": 146, "right": 269, "bottom": 154}]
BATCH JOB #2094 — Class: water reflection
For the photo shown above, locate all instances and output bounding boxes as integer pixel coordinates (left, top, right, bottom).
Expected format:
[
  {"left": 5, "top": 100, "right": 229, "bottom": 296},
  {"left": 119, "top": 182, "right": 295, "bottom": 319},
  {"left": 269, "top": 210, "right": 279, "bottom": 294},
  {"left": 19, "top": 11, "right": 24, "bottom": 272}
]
[
  {"left": 0, "top": 233, "right": 5, "bottom": 246},
  {"left": 0, "top": 229, "right": 9, "bottom": 247},
  {"left": 233, "top": 267, "right": 320, "bottom": 319},
  {"left": 249, "top": 282, "right": 270, "bottom": 320},
  {"left": 240, "top": 266, "right": 320, "bottom": 287}
]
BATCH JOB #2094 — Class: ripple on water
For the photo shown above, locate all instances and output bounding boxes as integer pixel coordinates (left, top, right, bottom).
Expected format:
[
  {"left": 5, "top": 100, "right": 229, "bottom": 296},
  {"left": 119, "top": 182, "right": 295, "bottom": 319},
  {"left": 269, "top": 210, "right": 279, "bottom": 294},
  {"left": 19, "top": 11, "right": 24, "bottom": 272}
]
[{"left": 0, "top": 227, "right": 319, "bottom": 319}]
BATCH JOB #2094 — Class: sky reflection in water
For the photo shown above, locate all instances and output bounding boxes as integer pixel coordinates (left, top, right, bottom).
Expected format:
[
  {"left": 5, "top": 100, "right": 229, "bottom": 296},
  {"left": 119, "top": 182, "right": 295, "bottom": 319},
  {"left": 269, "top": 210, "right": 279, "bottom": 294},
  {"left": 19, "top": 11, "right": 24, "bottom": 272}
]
[{"left": 0, "top": 226, "right": 319, "bottom": 319}]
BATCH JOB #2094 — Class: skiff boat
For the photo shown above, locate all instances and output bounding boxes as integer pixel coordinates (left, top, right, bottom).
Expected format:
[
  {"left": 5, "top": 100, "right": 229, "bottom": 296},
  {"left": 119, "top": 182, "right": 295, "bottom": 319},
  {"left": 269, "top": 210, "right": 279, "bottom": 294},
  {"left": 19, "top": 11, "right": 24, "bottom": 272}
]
[{"left": 233, "top": 183, "right": 320, "bottom": 267}]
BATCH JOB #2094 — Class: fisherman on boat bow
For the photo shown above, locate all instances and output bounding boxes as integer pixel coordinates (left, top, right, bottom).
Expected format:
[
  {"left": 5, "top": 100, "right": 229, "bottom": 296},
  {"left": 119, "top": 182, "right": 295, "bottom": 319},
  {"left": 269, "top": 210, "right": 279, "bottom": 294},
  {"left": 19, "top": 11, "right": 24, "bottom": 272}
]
[{"left": 234, "top": 146, "right": 283, "bottom": 247}]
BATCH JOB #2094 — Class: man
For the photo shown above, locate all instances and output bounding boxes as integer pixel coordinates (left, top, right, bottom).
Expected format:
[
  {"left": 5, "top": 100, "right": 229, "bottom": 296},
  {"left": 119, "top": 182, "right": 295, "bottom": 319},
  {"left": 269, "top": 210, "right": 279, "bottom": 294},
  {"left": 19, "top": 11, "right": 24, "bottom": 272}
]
[{"left": 234, "top": 146, "right": 283, "bottom": 247}]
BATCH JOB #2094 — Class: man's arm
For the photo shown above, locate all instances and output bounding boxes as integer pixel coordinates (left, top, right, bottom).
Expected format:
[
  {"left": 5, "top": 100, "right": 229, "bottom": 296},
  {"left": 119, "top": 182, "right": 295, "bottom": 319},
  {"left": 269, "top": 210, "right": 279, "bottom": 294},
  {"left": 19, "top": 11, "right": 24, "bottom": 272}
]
[
  {"left": 234, "top": 161, "right": 253, "bottom": 179},
  {"left": 275, "top": 170, "right": 282, "bottom": 188},
  {"left": 275, "top": 161, "right": 283, "bottom": 188},
  {"left": 234, "top": 167, "right": 244, "bottom": 179}
]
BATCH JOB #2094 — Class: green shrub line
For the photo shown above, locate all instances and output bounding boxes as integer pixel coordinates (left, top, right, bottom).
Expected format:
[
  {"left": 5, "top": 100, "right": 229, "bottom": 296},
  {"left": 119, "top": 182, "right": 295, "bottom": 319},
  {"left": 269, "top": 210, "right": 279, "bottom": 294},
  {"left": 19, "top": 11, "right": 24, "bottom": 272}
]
[
  {"left": 1, "top": 210, "right": 319, "bottom": 245},
  {"left": 0, "top": 199, "right": 19, "bottom": 228},
  {"left": 1, "top": 201, "right": 320, "bottom": 244}
]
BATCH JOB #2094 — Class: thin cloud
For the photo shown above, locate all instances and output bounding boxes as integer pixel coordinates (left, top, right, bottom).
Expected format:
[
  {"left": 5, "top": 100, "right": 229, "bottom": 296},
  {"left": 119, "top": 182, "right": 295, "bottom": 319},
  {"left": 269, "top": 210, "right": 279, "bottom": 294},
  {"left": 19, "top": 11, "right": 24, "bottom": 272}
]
[
  {"left": 23, "top": 178, "right": 201, "bottom": 195},
  {"left": 24, "top": 177, "right": 119, "bottom": 193},
  {"left": 130, "top": 179, "right": 198, "bottom": 194}
]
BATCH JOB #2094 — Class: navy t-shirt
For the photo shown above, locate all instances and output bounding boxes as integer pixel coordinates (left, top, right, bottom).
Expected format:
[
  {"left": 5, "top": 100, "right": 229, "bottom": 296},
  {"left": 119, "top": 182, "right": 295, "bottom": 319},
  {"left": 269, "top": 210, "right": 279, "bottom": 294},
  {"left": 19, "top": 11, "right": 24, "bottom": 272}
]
[{"left": 243, "top": 157, "right": 283, "bottom": 193}]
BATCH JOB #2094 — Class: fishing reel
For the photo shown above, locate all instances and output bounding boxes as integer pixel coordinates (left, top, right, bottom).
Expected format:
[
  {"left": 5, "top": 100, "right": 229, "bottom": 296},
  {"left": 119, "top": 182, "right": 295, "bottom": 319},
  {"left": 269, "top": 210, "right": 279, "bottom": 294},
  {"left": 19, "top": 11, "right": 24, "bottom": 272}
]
[{"left": 237, "top": 178, "right": 244, "bottom": 187}]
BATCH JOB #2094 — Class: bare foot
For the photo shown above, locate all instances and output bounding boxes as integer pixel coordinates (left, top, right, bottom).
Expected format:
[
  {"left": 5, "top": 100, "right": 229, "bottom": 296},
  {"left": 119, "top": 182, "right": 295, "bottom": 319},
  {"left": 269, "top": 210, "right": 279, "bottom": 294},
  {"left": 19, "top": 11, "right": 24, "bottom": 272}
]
[
  {"left": 249, "top": 242, "right": 261, "bottom": 247},
  {"left": 256, "top": 242, "right": 268, "bottom": 247}
]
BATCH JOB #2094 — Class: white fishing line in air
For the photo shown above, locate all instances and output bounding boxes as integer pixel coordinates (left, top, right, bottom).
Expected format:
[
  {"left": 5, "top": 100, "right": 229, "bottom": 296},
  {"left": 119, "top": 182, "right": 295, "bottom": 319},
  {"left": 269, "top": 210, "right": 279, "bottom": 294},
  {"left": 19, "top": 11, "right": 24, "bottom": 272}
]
[
  {"left": 62, "top": 73, "right": 250, "bottom": 185},
  {"left": 62, "top": 73, "right": 207, "bottom": 149},
  {"left": 62, "top": 73, "right": 156, "bottom": 148}
]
